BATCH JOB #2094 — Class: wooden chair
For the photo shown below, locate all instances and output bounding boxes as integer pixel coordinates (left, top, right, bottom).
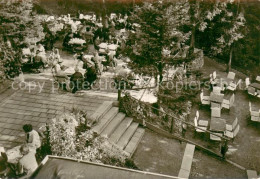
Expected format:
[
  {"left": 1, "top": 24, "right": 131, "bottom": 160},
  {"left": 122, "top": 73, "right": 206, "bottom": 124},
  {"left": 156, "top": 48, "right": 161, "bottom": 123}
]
[
  {"left": 227, "top": 72, "right": 236, "bottom": 80},
  {"left": 256, "top": 76, "right": 260, "bottom": 82},
  {"left": 194, "top": 116, "right": 207, "bottom": 133},
  {"left": 200, "top": 91, "right": 210, "bottom": 105},
  {"left": 224, "top": 125, "right": 240, "bottom": 139},
  {"left": 248, "top": 86, "right": 257, "bottom": 96},
  {"left": 227, "top": 79, "right": 241, "bottom": 91},
  {"left": 249, "top": 102, "right": 260, "bottom": 122},
  {"left": 196, "top": 110, "right": 209, "bottom": 127},
  {"left": 245, "top": 78, "right": 250, "bottom": 89}
]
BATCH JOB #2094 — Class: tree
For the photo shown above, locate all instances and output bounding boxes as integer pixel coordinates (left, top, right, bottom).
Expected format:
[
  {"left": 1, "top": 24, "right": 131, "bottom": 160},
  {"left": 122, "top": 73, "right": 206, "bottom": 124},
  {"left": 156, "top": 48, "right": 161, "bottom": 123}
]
[
  {"left": 124, "top": 1, "right": 191, "bottom": 83},
  {"left": 209, "top": 2, "right": 246, "bottom": 72}
]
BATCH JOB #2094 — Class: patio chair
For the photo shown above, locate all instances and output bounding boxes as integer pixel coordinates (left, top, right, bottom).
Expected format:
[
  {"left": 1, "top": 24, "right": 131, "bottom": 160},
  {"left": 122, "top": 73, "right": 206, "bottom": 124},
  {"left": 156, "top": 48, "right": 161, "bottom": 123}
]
[
  {"left": 226, "top": 117, "right": 238, "bottom": 132},
  {"left": 196, "top": 110, "right": 209, "bottom": 127},
  {"left": 224, "top": 124, "right": 240, "bottom": 139},
  {"left": 211, "top": 107, "right": 221, "bottom": 118},
  {"left": 256, "top": 76, "right": 260, "bottom": 82},
  {"left": 257, "top": 90, "right": 260, "bottom": 98},
  {"left": 200, "top": 91, "right": 210, "bottom": 105},
  {"left": 194, "top": 116, "right": 207, "bottom": 133},
  {"left": 245, "top": 78, "right": 250, "bottom": 89},
  {"left": 249, "top": 102, "right": 260, "bottom": 122},
  {"left": 213, "top": 71, "right": 217, "bottom": 80},
  {"left": 227, "top": 79, "right": 242, "bottom": 91},
  {"left": 227, "top": 72, "right": 236, "bottom": 80},
  {"left": 210, "top": 133, "right": 222, "bottom": 141},
  {"left": 248, "top": 86, "right": 257, "bottom": 96}
]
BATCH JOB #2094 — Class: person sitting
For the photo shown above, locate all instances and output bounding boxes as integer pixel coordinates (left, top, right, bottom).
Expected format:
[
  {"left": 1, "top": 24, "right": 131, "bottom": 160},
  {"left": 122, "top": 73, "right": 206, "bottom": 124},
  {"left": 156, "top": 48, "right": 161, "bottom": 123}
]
[
  {"left": 34, "top": 43, "right": 48, "bottom": 68},
  {"left": 16, "top": 145, "right": 38, "bottom": 177},
  {"left": 22, "top": 124, "right": 41, "bottom": 153},
  {"left": 70, "top": 67, "right": 84, "bottom": 93}
]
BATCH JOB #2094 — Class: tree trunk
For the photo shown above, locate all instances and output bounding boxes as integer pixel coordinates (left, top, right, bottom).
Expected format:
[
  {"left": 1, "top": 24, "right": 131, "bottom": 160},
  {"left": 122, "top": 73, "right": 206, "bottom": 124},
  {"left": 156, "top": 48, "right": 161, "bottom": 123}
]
[
  {"left": 190, "top": 25, "right": 195, "bottom": 50},
  {"left": 227, "top": 46, "right": 233, "bottom": 72}
]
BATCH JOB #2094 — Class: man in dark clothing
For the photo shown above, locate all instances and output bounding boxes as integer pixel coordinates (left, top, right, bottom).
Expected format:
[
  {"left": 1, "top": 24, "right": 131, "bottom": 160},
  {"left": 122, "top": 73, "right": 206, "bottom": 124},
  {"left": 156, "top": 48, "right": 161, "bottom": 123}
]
[
  {"left": 70, "top": 68, "right": 84, "bottom": 93},
  {"left": 221, "top": 140, "right": 229, "bottom": 159}
]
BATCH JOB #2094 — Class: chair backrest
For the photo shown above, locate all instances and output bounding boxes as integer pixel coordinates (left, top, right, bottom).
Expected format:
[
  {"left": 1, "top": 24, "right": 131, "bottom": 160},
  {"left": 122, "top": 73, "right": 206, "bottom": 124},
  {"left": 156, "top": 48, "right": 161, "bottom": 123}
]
[
  {"left": 233, "top": 124, "right": 240, "bottom": 137},
  {"left": 194, "top": 117, "right": 198, "bottom": 127},
  {"left": 200, "top": 91, "right": 204, "bottom": 102},
  {"left": 196, "top": 110, "right": 199, "bottom": 119},
  {"left": 236, "top": 79, "right": 242, "bottom": 87},
  {"left": 213, "top": 71, "right": 217, "bottom": 80},
  {"left": 227, "top": 72, "right": 236, "bottom": 80},
  {"left": 256, "top": 76, "right": 260, "bottom": 82},
  {"left": 232, "top": 117, "right": 238, "bottom": 129},
  {"left": 245, "top": 78, "right": 250, "bottom": 87},
  {"left": 249, "top": 102, "right": 251, "bottom": 111},
  {"left": 248, "top": 86, "right": 256, "bottom": 95}
]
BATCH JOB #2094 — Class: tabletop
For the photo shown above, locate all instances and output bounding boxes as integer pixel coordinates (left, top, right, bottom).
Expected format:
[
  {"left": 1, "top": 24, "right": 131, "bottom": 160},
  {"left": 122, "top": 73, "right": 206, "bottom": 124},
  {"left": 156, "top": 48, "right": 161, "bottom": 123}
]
[
  {"left": 210, "top": 117, "right": 226, "bottom": 132},
  {"left": 249, "top": 83, "right": 260, "bottom": 90},
  {"left": 210, "top": 92, "right": 224, "bottom": 103}
]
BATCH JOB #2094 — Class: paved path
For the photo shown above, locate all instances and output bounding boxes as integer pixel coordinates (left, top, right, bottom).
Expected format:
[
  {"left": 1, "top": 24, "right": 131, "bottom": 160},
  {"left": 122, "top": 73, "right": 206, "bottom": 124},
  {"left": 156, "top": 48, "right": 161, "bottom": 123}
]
[{"left": 0, "top": 78, "right": 116, "bottom": 149}]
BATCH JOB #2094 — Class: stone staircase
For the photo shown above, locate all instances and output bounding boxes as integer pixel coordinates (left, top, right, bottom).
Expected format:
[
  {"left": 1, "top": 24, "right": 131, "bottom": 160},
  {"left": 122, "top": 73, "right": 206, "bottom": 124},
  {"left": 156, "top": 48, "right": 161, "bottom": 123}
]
[{"left": 90, "top": 101, "right": 145, "bottom": 157}]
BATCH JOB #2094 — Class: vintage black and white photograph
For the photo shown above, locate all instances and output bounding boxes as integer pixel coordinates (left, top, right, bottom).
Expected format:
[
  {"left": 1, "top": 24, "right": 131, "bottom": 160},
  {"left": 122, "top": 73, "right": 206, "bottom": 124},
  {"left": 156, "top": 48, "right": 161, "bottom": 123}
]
[{"left": 0, "top": 0, "right": 259, "bottom": 178}]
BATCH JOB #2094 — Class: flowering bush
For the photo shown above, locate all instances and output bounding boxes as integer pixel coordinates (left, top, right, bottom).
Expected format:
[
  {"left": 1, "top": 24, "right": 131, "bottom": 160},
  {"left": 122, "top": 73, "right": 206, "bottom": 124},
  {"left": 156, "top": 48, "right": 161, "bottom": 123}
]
[{"left": 40, "top": 111, "right": 133, "bottom": 168}]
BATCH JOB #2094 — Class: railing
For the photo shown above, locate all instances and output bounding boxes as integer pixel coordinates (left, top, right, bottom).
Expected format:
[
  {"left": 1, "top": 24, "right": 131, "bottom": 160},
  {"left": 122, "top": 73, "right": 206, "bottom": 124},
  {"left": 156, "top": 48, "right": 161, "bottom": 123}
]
[{"left": 118, "top": 88, "right": 230, "bottom": 142}]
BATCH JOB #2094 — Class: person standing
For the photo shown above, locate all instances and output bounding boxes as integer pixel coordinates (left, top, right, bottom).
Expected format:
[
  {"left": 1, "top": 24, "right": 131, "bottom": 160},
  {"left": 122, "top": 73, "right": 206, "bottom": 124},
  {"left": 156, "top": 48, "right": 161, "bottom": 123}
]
[{"left": 221, "top": 140, "right": 229, "bottom": 159}]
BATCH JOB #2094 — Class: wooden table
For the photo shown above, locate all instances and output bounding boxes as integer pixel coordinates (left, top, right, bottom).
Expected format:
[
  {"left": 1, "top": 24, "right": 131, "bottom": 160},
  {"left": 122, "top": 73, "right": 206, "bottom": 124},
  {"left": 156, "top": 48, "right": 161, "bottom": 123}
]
[{"left": 210, "top": 117, "right": 226, "bottom": 132}]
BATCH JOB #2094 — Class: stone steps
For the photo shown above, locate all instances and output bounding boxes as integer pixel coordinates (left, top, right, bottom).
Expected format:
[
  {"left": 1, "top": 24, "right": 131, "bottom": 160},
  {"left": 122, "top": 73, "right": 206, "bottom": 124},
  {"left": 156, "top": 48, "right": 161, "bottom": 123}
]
[
  {"left": 124, "top": 128, "right": 145, "bottom": 157},
  {"left": 91, "top": 101, "right": 145, "bottom": 156},
  {"left": 117, "top": 122, "right": 139, "bottom": 150},
  {"left": 101, "top": 113, "right": 125, "bottom": 137},
  {"left": 92, "top": 107, "right": 118, "bottom": 134},
  {"left": 109, "top": 117, "right": 133, "bottom": 144}
]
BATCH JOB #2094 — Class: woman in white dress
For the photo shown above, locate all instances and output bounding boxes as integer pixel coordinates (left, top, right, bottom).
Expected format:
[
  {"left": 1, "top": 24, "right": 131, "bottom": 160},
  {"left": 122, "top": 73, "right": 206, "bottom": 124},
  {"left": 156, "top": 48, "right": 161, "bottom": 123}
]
[{"left": 22, "top": 124, "right": 41, "bottom": 153}]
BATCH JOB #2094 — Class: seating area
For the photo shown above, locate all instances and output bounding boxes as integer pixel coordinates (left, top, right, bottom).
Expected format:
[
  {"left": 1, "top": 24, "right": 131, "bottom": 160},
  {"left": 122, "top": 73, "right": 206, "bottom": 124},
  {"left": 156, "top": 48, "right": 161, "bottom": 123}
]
[
  {"left": 247, "top": 76, "right": 260, "bottom": 97},
  {"left": 197, "top": 71, "right": 241, "bottom": 142}
]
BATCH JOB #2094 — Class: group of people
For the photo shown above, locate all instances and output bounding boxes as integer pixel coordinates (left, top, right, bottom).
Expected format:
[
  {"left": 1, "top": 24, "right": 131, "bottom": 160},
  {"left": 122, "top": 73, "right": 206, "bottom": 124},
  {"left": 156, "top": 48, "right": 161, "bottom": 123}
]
[{"left": 0, "top": 124, "right": 41, "bottom": 178}]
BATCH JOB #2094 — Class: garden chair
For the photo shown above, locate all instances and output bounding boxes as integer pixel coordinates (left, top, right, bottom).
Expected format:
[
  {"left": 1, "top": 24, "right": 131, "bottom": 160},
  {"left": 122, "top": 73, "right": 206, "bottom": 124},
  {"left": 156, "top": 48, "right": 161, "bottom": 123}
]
[
  {"left": 227, "top": 72, "right": 236, "bottom": 80},
  {"left": 245, "top": 78, "right": 250, "bottom": 89},
  {"left": 227, "top": 79, "right": 242, "bottom": 91},
  {"left": 200, "top": 91, "right": 210, "bottom": 105},
  {"left": 224, "top": 124, "right": 240, "bottom": 139},
  {"left": 226, "top": 117, "right": 238, "bottom": 132},
  {"left": 248, "top": 86, "right": 257, "bottom": 96},
  {"left": 257, "top": 90, "right": 260, "bottom": 98},
  {"left": 210, "top": 133, "right": 222, "bottom": 141},
  {"left": 249, "top": 102, "right": 260, "bottom": 122},
  {"left": 196, "top": 110, "right": 209, "bottom": 127},
  {"left": 256, "top": 76, "right": 260, "bottom": 82},
  {"left": 211, "top": 107, "right": 221, "bottom": 118},
  {"left": 213, "top": 71, "right": 217, "bottom": 80},
  {"left": 194, "top": 116, "right": 207, "bottom": 133}
]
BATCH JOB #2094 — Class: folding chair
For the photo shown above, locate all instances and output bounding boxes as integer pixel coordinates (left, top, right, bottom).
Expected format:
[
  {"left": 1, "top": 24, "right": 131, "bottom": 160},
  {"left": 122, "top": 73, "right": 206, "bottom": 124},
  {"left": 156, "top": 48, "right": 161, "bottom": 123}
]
[
  {"left": 227, "top": 79, "right": 241, "bottom": 91},
  {"left": 249, "top": 102, "right": 260, "bottom": 122},
  {"left": 224, "top": 125, "right": 240, "bottom": 139},
  {"left": 227, "top": 72, "right": 236, "bottom": 80},
  {"left": 245, "top": 78, "right": 250, "bottom": 89},
  {"left": 257, "top": 90, "right": 260, "bottom": 98}
]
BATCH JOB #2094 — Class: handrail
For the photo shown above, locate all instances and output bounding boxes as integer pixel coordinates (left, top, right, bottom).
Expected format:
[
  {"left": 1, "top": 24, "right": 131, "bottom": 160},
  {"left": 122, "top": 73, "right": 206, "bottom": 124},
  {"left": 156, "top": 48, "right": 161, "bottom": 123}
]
[{"left": 118, "top": 89, "right": 230, "bottom": 141}]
